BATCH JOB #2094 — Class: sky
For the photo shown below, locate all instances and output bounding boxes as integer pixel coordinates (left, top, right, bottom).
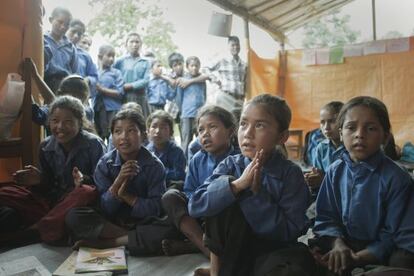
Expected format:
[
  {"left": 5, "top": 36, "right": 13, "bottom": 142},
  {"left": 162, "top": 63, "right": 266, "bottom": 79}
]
[{"left": 43, "top": 0, "right": 414, "bottom": 64}]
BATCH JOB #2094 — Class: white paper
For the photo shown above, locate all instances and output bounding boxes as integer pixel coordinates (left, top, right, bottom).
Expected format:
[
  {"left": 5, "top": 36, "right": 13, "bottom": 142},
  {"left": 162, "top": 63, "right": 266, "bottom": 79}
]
[
  {"left": 0, "top": 256, "right": 51, "bottom": 276},
  {"left": 316, "top": 48, "right": 330, "bottom": 65},
  {"left": 344, "top": 44, "right": 363, "bottom": 57},
  {"left": 386, "top": 37, "right": 410, "bottom": 53},
  {"left": 302, "top": 49, "right": 316, "bottom": 66},
  {"left": 363, "top": 40, "right": 386, "bottom": 55},
  {"left": 53, "top": 251, "right": 112, "bottom": 276}
]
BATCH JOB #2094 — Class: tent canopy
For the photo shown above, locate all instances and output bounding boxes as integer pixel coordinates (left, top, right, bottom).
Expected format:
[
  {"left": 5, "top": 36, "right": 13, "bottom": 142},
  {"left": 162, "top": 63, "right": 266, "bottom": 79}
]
[{"left": 206, "top": 0, "right": 355, "bottom": 41}]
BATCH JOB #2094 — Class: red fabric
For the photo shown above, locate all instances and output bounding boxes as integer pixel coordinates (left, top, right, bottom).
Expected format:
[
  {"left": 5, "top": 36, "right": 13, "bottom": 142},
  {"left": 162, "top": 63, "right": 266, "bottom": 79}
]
[
  {"left": 0, "top": 185, "right": 49, "bottom": 225},
  {"left": 37, "top": 185, "right": 98, "bottom": 242}
]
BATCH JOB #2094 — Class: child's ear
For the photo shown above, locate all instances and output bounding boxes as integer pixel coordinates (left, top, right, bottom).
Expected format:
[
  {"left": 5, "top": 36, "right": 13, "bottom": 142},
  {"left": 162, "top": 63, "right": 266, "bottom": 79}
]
[{"left": 339, "top": 128, "right": 343, "bottom": 142}]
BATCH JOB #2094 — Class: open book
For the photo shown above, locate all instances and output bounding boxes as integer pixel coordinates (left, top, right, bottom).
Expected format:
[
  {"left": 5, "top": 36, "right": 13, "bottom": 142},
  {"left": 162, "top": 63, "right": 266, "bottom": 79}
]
[
  {"left": 53, "top": 251, "right": 112, "bottom": 276},
  {"left": 74, "top": 247, "right": 127, "bottom": 275},
  {"left": 0, "top": 256, "right": 50, "bottom": 276}
]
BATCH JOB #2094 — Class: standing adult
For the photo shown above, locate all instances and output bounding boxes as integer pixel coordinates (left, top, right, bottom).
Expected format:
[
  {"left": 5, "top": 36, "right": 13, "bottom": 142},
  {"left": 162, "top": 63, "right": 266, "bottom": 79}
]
[
  {"left": 114, "top": 33, "right": 151, "bottom": 119},
  {"left": 208, "top": 36, "right": 247, "bottom": 111}
]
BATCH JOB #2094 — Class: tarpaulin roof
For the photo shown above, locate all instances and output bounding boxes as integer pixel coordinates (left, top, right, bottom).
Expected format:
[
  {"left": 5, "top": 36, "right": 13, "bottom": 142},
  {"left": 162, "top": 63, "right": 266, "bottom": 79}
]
[{"left": 206, "top": 0, "right": 355, "bottom": 41}]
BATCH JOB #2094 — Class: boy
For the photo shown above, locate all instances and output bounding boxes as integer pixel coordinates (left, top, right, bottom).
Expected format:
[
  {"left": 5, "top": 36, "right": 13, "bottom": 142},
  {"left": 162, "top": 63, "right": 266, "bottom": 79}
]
[
  {"left": 96, "top": 45, "right": 125, "bottom": 140},
  {"left": 146, "top": 110, "right": 186, "bottom": 188},
  {"left": 114, "top": 33, "right": 151, "bottom": 119},
  {"left": 147, "top": 60, "right": 175, "bottom": 113},
  {"left": 44, "top": 7, "right": 78, "bottom": 92},
  {"left": 176, "top": 56, "right": 206, "bottom": 156}
]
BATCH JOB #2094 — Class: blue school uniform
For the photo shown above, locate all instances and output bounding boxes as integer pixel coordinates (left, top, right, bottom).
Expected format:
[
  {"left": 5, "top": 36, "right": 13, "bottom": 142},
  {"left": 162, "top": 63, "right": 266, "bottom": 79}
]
[
  {"left": 305, "top": 129, "right": 324, "bottom": 165},
  {"left": 394, "top": 190, "right": 414, "bottom": 253},
  {"left": 98, "top": 67, "right": 125, "bottom": 111},
  {"left": 146, "top": 140, "right": 186, "bottom": 184},
  {"left": 94, "top": 147, "right": 166, "bottom": 220},
  {"left": 187, "top": 137, "right": 202, "bottom": 163},
  {"left": 184, "top": 146, "right": 239, "bottom": 201},
  {"left": 313, "top": 150, "right": 412, "bottom": 261},
  {"left": 43, "top": 33, "right": 78, "bottom": 80},
  {"left": 189, "top": 150, "right": 309, "bottom": 241},
  {"left": 76, "top": 47, "right": 98, "bottom": 106},
  {"left": 312, "top": 139, "right": 346, "bottom": 173},
  {"left": 37, "top": 130, "right": 106, "bottom": 203},
  {"left": 176, "top": 75, "right": 206, "bottom": 119},
  {"left": 113, "top": 55, "right": 150, "bottom": 95},
  {"left": 146, "top": 77, "right": 175, "bottom": 107}
]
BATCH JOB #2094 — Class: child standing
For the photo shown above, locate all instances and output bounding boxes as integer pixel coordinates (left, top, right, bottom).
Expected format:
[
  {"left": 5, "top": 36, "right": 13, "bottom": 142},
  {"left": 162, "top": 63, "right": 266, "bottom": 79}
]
[
  {"left": 162, "top": 105, "right": 238, "bottom": 257},
  {"left": 189, "top": 94, "right": 313, "bottom": 276},
  {"left": 305, "top": 101, "right": 345, "bottom": 199},
  {"left": 146, "top": 60, "right": 175, "bottom": 113},
  {"left": 114, "top": 33, "right": 151, "bottom": 119},
  {"left": 146, "top": 110, "right": 186, "bottom": 188},
  {"left": 65, "top": 108, "right": 166, "bottom": 250},
  {"left": 0, "top": 96, "right": 106, "bottom": 245},
  {"left": 44, "top": 7, "right": 78, "bottom": 92},
  {"left": 312, "top": 96, "right": 413, "bottom": 275},
  {"left": 176, "top": 56, "right": 206, "bottom": 156},
  {"left": 95, "top": 45, "right": 125, "bottom": 140}
]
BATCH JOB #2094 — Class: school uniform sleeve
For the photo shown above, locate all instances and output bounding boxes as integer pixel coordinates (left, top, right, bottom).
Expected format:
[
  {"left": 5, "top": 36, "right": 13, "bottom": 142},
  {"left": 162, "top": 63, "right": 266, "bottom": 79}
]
[
  {"left": 114, "top": 69, "right": 125, "bottom": 96},
  {"left": 130, "top": 161, "right": 166, "bottom": 218},
  {"left": 312, "top": 142, "right": 325, "bottom": 170},
  {"left": 365, "top": 172, "right": 412, "bottom": 261},
  {"left": 87, "top": 136, "right": 107, "bottom": 184},
  {"left": 313, "top": 166, "right": 345, "bottom": 238},
  {"left": 131, "top": 60, "right": 150, "bottom": 91},
  {"left": 165, "top": 81, "right": 176, "bottom": 101},
  {"left": 183, "top": 158, "right": 202, "bottom": 200},
  {"left": 188, "top": 157, "right": 237, "bottom": 217},
  {"left": 84, "top": 54, "right": 98, "bottom": 90},
  {"left": 94, "top": 157, "right": 124, "bottom": 217},
  {"left": 70, "top": 46, "right": 79, "bottom": 74},
  {"left": 165, "top": 146, "right": 186, "bottom": 182}
]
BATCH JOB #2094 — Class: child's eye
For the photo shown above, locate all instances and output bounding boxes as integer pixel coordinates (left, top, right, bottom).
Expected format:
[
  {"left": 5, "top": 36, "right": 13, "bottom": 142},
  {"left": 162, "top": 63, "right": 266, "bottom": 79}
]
[
  {"left": 255, "top": 123, "right": 265, "bottom": 129},
  {"left": 239, "top": 121, "right": 246, "bottom": 127}
]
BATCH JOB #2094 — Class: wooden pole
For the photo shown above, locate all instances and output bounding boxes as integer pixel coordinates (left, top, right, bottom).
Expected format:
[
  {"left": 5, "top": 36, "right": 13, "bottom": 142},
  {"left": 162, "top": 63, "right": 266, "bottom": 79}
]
[
  {"left": 244, "top": 18, "right": 252, "bottom": 99},
  {"left": 372, "top": 0, "right": 377, "bottom": 40}
]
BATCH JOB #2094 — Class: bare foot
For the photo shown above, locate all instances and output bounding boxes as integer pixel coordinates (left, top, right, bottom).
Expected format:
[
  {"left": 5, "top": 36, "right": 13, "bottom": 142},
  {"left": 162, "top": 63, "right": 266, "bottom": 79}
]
[
  {"left": 161, "top": 239, "right": 200, "bottom": 256},
  {"left": 193, "top": 267, "right": 210, "bottom": 276}
]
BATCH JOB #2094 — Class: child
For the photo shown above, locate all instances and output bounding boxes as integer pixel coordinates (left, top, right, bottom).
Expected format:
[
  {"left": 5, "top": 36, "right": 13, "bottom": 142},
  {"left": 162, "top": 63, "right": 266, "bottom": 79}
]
[
  {"left": 146, "top": 60, "right": 175, "bottom": 113},
  {"left": 189, "top": 94, "right": 313, "bottom": 276},
  {"left": 146, "top": 110, "right": 186, "bottom": 188},
  {"left": 65, "top": 108, "right": 166, "bottom": 250},
  {"left": 0, "top": 96, "right": 106, "bottom": 245},
  {"left": 44, "top": 7, "right": 78, "bottom": 92},
  {"left": 311, "top": 96, "right": 413, "bottom": 275},
  {"left": 305, "top": 101, "right": 345, "bottom": 199},
  {"left": 95, "top": 45, "right": 125, "bottom": 140},
  {"left": 78, "top": 34, "right": 92, "bottom": 52},
  {"left": 162, "top": 105, "right": 239, "bottom": 257},
  {"left": 176, "top": 56, "right": 206, "bottom": 156},
  {"left": 114, "top": 33, "right": 151, "bottom": 119}
]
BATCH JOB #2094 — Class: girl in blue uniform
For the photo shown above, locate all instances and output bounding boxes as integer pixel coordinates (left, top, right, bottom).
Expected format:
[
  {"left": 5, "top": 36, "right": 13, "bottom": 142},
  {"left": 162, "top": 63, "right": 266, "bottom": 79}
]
[{"left": 312, "top": 96, "right": 413, "bottom": 275}]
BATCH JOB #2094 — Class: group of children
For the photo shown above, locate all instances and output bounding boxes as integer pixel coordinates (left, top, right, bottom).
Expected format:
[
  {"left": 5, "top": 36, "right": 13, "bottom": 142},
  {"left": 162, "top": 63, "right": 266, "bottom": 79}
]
[{"left": 1, "top": 5, "right": 414, "bottom": 276}]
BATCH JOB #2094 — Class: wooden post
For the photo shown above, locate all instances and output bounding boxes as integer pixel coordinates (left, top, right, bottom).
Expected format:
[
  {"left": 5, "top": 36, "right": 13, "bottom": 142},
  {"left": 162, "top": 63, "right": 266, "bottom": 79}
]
[
  {"left": 244, "top": 18, "right": 252, "bottom": 99},
  {"left": 372, "top": 0, "right": 377, "bottom": 40}
]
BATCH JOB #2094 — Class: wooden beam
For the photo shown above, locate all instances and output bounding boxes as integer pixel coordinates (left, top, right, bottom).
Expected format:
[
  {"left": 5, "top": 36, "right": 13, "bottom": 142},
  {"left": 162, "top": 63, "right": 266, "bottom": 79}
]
[{"left": 206, "top": 0, "right": 286, "bottom": 42}]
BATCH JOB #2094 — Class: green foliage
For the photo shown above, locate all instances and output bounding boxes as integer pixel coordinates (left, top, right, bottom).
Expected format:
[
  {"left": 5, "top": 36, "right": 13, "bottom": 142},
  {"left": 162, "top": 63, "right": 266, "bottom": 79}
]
[
  {"left": 87, "top": 0, "right": 177, "bottom": 65},
  {"left": 302, "top": 10, "right": 360, "bottom": 49}
]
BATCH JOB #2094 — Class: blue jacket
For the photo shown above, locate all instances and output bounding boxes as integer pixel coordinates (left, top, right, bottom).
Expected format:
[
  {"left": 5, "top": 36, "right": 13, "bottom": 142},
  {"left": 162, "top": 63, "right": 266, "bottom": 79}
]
[
  {"left": 113, "top": 54, "right": 150, "bottom": 92},
  {"left": 44, "top": 33, "right": 78, "bottom": 79},
  {"left": 312, "top": 139, "right": 346, "bottom": 173},
  {"left": 189, "top": 150, "right": 309, "bottom": 242},
  {"left": 313, "top": 150, "right": 412, "bottom": 262},
  {"left": 147, "top": 77, "right": 175, "bottom": 106},
  {"left": 94, "top": 147, "right": 166, "bottom": 220},
  {"left": 76, "top": 47, "right": 98, "bottom": 106},
  {"left": 176, "top": 74, "right": 206, "bottom": 118},
  {"left": 98, "top": 67, "right": 125, "bottom": 111}
]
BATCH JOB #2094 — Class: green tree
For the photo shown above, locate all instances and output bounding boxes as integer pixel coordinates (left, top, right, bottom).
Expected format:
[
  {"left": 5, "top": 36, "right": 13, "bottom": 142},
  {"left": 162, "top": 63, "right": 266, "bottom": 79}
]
[
  {"left": 302, "top": 10, "right": 360, "bottom": 49},
  {"left": 87, "top": 0, "right": 177, "bottom": 65}
]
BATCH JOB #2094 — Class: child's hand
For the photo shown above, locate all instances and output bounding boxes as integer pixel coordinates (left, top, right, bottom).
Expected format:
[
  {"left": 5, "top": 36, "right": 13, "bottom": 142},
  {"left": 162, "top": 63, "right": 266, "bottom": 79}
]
[
  {"left": 110, "top": 160, "right": 139, "bottom": 196},
  {"left": 117, "top": 178, "right": 138, "bottom": 206},
  {"left": 231, "top": 149, "right": 263, "bottom": 194},
  {"left": 310, "top": 246, "right": 328, "bottom": 267},
  {"left": 13, "top": 165, "right": 41, "bottom": 186},
  {"left": 96, "top": 83, "right": 103, "bottom": 92},
  {"left": 322, "top": 238, "right": 355, "bottom": 275},
  {"left": 304, "top": 167, "right": 323, "bottom": 189},
  {"left": 176, "top": 78, "right": 191, "bottom": 89},
  {"left": 72, "top": 167, "right": 84, "bottom": 187},
  {"left": 123, "top": 83, "right": 133, "bottom": 91}
]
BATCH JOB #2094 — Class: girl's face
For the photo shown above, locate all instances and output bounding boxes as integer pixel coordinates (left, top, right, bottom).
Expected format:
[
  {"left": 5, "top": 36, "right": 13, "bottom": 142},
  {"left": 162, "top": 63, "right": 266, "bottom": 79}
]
[
  {"left": 49, "top": 108, "right": 81, "bottom": 149},
  {"left": 187, "top": 60, "right": 200, "bottom": 77},
  {"left": 101, "top": 50, "right": 115, "bottom": 68},
  {"left": 50, "top": 13, "right": 71, "bottom": 39},
  {"left": 66, "top": 24, "right": 84, "bottom": 45},
  {"left": 340, "top": 105, "right": 388, "bottom": 162},
  {"left": 148, "top": 118, "right": 172, "bottom": 148},
  {"left": 198, "top": 114, "right": 233, "bottom": 157},
  {"left": 112, "top": 119, "right": 143, "bottom": 160},
  {"left": 79, "top": 36, "right": 92, "bottom": 52},
  {"left": 320, "top": 108, "right": 340, "bottom": 145},
  {"left": 238, "top": 104, "right": 288, "bottom": 159}
]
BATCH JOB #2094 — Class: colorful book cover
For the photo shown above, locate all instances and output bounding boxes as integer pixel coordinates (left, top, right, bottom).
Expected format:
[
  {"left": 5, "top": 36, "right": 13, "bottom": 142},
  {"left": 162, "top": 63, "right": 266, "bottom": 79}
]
[{"left": 75, "top": 247, "right": 127, "bottom": 275}]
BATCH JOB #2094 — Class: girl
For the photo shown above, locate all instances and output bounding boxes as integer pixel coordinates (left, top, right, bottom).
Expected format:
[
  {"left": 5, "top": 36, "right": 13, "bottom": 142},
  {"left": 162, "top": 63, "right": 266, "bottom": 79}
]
[
  {"left": 146, "top": 110, "right": 186, "bottom": 188},
  {"left": 0, "top": 95, "right": 106, "bottom": 245},
  {"left": 312, "top": 96, "right": 413, "bottom": 275},
  {"left": 189, "top": 94, "right": 313, "bottom": 276},
  {"left": 65, "top": 107, "right": 166, "bottom": 250},
  {"left": 161, "top": 105, "right": 238, "bottom": 257},
  {"left": 305, "top": 101, "right": 345, "bottom": 199}
]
